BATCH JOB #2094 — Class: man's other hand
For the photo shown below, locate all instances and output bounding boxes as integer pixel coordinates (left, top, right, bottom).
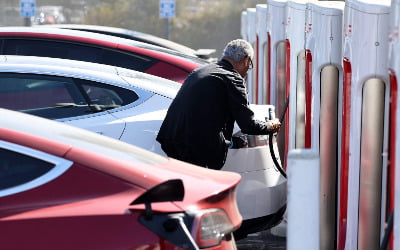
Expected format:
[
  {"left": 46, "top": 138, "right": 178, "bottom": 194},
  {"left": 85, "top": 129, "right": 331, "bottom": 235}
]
[{"left": 229, "top": 135, "right": 248, "bottom": 149}]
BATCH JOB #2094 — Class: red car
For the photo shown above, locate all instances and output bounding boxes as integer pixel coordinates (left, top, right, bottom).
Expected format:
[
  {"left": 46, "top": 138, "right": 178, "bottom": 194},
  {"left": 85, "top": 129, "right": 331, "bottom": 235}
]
[
  {"left": 0, "top": 108, "right": 242, "bottom": 250},
  {"left": 37, "top": 24, "right": 217, "bottom": 61},
  {"left": 0, "top": 27, "right": 208, "bottom": 83}
]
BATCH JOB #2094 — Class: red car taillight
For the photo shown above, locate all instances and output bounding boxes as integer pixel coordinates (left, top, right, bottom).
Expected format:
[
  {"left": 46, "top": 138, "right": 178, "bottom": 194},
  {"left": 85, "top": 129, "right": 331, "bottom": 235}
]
[
  {"left": 191, "top": 209, "right": 234, "bottom": 248},
  {"left": 138, "top": 208, "right": 235, "bottom": 249},
  {"left": 132, "top": 180, "right": 236, "bottom": 249}
]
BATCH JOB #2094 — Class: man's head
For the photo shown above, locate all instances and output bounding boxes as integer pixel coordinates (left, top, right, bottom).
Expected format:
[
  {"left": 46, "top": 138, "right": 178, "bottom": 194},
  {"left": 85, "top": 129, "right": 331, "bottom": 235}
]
[{"left": 222, "top": 39, "right": 254, "bottom": 77}]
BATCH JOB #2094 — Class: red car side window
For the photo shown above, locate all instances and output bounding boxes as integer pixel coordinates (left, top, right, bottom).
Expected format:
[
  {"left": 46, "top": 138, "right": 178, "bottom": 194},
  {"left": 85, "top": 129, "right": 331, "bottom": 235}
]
[{"left": 0, "top": 148, "right": 54, "bottom": 190}]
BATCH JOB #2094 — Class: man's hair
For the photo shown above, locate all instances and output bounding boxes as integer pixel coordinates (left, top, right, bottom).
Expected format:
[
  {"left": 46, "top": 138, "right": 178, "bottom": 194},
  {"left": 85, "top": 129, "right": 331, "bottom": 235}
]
[{"left": 222, "top": 39, "right": 254, "bottom": 62}]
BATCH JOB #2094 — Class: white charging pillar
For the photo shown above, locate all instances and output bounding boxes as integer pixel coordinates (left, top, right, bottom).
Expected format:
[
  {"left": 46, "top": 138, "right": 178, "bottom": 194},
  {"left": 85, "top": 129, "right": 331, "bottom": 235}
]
[
  {"left": 287, "top": 149, "right": 320, "bottom": 250},
  {"left": 339, "top": 1, "right": 391, "bottom": 250},
  {"left": 285, "top": 0, "right": 307, "bottom": 155},
  {"left": 305, "top": 2, "right": 344, "bottom": 249},
  {"left": 266, "top": 0, "right": 287, "bottom": 166},
  {"left": 388, "top": 0, "right": 400, "bottom": 249},
  {"left": 266, "top": 0, "right": 287, "bottom": 106}
]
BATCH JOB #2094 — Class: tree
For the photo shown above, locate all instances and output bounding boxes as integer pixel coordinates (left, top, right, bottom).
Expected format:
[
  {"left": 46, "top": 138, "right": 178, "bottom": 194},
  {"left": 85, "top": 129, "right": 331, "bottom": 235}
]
[
  {"left": 171, "top": 0, "right": 262, "bottom": 57},
  {"left": 83, "top": 0, "right": 262, "bottom": 57},
  {"left": 84, "top": 0, "right": 131, "bottom": 26}
]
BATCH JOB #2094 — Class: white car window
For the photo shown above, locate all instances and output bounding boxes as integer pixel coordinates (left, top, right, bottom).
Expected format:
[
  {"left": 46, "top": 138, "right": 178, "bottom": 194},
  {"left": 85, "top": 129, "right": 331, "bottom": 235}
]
[{"left": 0, "top": 73, "right": 139, "bottom": 120}]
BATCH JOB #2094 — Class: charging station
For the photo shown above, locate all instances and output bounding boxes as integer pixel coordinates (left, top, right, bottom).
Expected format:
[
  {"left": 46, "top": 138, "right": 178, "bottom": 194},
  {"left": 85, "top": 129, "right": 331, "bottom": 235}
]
[
  {"left": 389, "top": 0, "right": 400, "bottom": 249},
  {"left": 284, "top": 0, "right": 307, "bottom": 166},
  {"left": 338, "top": 1, "right": 391, "bottom": 249},
  {"left": 266, "top": 0, "right": 287, "bottom": 165},
  {"left": 304, "top": 2, "right": 344, "bottom": 249}
]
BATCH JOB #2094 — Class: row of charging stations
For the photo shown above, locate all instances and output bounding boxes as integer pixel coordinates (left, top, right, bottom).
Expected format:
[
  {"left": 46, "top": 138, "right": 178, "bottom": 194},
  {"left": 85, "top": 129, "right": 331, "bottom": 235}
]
[{"left": 241, "top": 0, "right": 395, "bottom": 249}]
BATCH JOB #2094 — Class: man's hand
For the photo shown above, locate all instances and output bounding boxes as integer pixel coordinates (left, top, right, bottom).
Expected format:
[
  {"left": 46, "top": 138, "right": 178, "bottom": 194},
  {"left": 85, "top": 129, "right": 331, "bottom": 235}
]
[{"left": 266, "top": 118, "right": 281, "bottom": 133}]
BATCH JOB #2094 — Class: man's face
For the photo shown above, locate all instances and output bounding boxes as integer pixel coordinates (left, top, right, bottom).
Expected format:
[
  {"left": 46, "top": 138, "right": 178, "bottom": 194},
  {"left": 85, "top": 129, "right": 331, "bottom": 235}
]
[{"left": 237, "top": 57, "right": 253, "bottom": 78}]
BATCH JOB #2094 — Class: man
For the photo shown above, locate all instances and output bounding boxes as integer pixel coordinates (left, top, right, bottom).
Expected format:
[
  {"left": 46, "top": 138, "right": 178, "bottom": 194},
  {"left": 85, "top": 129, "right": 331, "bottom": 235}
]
[{"left": 156, "top": 39, "right": 281, "bottom": 170}]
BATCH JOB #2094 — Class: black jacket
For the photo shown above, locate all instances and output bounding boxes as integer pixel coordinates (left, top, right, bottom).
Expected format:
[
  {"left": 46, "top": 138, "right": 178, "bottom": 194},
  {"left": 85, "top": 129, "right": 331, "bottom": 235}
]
[{"left": 156, "top": 59, "right": 270, "bottom": 169}]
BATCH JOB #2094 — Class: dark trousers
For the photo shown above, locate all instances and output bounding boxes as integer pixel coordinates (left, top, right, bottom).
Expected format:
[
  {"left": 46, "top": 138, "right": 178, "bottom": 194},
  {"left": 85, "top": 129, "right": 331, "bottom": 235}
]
[{"left": 161, "top": 142, "right": 223, "bottom": 170}]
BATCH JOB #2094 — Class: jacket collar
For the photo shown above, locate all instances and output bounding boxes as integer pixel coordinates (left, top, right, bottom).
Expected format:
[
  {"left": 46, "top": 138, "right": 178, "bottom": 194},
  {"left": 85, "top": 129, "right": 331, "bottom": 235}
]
[{"left": 218, "top": 59, "right": 234, "bottom": 70}]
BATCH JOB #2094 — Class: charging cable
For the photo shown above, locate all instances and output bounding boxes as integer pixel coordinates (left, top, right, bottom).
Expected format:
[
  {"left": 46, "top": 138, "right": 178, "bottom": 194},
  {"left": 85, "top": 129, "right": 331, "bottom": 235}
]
[{"left": 268, "top": 96, "right": 290, "bottom": 179}]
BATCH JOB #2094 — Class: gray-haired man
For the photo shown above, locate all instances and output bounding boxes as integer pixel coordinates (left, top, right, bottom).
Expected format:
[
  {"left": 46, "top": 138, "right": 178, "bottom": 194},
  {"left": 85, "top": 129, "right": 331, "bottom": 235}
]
[{"left": 156, "top": 39, "right": 280, "bottom": 170}]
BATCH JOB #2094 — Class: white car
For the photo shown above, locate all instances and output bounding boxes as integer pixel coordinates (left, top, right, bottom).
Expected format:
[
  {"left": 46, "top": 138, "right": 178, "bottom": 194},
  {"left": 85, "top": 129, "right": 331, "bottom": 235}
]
[{"left": 0, "top": 55, "right": 286, "bottom": 237}]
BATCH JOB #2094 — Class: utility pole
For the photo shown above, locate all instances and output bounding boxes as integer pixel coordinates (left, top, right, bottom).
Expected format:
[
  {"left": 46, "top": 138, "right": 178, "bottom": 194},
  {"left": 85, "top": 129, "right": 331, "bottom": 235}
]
[{"left": 165, "top": 18, "right": 170, "bottom": 40}]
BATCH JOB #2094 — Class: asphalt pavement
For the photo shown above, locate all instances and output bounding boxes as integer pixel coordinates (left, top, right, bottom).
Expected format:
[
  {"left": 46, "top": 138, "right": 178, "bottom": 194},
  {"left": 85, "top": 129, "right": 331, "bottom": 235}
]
[
  {"left": 236, "top": 221, "right": 287, "bottom": 250},
  {"left": 236, "top": 229, "right": 286, "bottom": 250}
]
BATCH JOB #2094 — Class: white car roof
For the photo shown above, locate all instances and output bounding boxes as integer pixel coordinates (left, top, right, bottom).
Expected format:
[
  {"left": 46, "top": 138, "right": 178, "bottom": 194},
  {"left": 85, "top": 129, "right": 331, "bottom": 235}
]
[{"left": 0, "top": 55, "right": 180, "bottom": 98}]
